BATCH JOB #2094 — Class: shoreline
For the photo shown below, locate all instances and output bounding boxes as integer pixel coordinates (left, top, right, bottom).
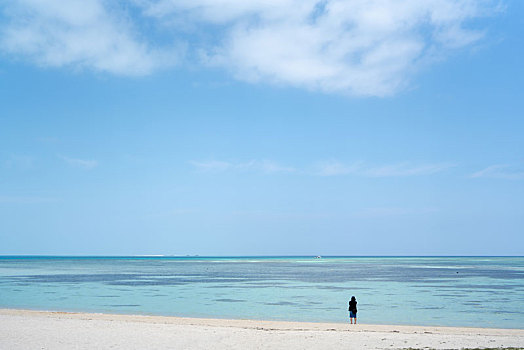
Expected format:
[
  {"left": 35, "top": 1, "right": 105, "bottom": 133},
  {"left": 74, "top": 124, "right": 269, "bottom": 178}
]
[
  {"left": 1, "top": 308, "right": 523, "bottom": 349},
  {"left": 1, "top": 306, "right": 522, "bottom": 331},
  {"left": 1, "top": 308, "right": 523, "bottom": 333}
]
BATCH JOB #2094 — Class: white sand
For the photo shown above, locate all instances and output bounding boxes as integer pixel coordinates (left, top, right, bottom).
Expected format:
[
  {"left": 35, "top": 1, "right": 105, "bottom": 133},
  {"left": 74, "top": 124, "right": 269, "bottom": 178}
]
[{"left": 1, "top": 309, "right": 523, "bottom": 349}]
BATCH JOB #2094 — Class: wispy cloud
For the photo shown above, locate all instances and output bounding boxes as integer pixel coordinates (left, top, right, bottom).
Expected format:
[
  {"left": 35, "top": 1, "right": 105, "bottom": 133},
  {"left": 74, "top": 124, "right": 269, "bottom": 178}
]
[
  {"left": 189, "top": 160, "right": 232, "bottom": 172},
  {"left": 363, "top": 162, "right": 455, "bottom": 177},
  {"left": 191, "top": 159, "right": 454, "bottom": 177},
  {"left": 190, "top": 159, "right": 295, "bottom": 174},
  {"left": 351, "top": 206, "right": 438, "bottom": 219},
  {"left": 36, "top": 137, "right": 60, "bottom": 144},
  {"left": 238, "top": 160, "right": 296, "bottom": 173},
  {"left": 60, "top": 155, "right": 98, "bottom": 170},
  {"left": 0, "top": 0, "right": 179, "bottom": 75},
  {"left": 3, "top": 154, "right": 34, "bottom": 169},
  {"left": 315, "top": 161, "right": 454, "bottom": 177},
  {"left": 471, "top": 164, "right": 524, "bottom": 180},
  {"left": 314, "top": 160, "right": 362, "bottom": 176},
  {"left": 0, "top": 0, "right": 500, "bottom": 95}
]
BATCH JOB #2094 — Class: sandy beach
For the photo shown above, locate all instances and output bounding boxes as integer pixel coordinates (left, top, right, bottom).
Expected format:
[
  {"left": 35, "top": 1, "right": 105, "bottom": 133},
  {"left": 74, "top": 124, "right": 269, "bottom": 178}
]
[{"left": 1, "top": 309, "right": 523, "bottom": 349}]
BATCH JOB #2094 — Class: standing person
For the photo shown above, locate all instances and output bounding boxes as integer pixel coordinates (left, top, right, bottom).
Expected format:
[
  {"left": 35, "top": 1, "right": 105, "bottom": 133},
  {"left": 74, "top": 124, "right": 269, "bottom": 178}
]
[{"left": 348, "top": 296, "right": 357, "bottom": 324}]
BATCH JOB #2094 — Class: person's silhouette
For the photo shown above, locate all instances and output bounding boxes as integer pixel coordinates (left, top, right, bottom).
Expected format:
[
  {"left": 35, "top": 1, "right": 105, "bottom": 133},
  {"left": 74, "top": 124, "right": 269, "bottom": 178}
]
[{"left": 348, "top": 296, "right": 357, "bottom": 324}]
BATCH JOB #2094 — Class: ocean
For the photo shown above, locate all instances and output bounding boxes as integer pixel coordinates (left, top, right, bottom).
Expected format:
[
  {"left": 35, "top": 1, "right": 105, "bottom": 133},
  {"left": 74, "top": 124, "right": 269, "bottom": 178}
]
[{"left": 0, "top": 256, "right": 523, "bottom": 328}]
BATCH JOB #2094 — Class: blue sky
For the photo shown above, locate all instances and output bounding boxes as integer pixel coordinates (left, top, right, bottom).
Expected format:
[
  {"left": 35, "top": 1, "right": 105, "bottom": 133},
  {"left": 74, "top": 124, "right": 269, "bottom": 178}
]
[{"left": 1, "top": 0, "right": 523, "bottom": 255}]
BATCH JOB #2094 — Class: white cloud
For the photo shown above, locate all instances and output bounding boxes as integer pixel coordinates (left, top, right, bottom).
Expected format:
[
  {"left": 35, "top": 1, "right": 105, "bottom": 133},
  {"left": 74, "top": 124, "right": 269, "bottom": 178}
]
[
  {"left": 0, "top": 0, "right": 178, "bottom": 75},
  {"left": 1, "top": 0, "right": 499, "bottom": 94},
  {"left": 144, "top": 0, "right": 499, "bottom": 95},
  {"left": 471, "top": 164, "right": 524, "bottom": 180},
  {"left": 190, "top": 159, "right": 295, "bottom": 174},
  {"left": 60, "top": 155, "right": 98, "bottom": 170},
  {"left": 315, "top": 161, "right": 454, "bottom": 177}
]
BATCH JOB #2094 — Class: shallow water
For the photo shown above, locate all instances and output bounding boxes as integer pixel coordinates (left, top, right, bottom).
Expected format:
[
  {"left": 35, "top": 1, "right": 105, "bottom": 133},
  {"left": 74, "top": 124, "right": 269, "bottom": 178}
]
[{"left": 0, "top": 256, "right": 523, "bottom": 328}]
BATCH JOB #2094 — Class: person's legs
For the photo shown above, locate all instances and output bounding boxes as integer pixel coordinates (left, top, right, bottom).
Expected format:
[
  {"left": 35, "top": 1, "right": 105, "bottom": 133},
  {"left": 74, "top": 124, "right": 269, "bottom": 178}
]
[{"left": 354, "top": 317, "right": 357, "bottom": 324}]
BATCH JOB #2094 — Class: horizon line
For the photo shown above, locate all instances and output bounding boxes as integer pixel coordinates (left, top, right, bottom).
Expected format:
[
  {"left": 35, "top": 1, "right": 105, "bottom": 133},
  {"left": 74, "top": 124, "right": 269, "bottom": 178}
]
[{"left": 0, "top": 255, "right": 522, "bottom": 258}]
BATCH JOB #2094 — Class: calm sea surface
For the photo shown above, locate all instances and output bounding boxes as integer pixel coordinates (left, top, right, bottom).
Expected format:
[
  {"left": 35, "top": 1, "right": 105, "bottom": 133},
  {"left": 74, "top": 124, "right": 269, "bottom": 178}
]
[{"left": 0, "top": 256, "right": 523, "bottom": 328}]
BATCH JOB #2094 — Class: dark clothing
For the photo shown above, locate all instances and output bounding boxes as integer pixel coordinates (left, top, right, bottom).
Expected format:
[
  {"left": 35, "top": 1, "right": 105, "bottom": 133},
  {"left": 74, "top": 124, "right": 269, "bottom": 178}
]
[{"left": 348, "top": 300, "right": 357, "bottom": 313}]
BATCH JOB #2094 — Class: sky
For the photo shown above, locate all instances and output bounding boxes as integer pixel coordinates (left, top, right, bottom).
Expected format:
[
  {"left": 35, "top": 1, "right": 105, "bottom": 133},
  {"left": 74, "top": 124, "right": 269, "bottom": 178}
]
[{"left": 0, "top": 0, "right": 523, "bottom": 256}]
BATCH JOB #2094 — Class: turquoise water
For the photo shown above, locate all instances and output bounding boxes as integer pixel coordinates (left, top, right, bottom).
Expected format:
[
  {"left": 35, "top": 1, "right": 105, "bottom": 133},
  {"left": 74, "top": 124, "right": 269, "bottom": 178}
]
[{"left": 0, "top": 256, "right": 523, "bottom": 328}]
